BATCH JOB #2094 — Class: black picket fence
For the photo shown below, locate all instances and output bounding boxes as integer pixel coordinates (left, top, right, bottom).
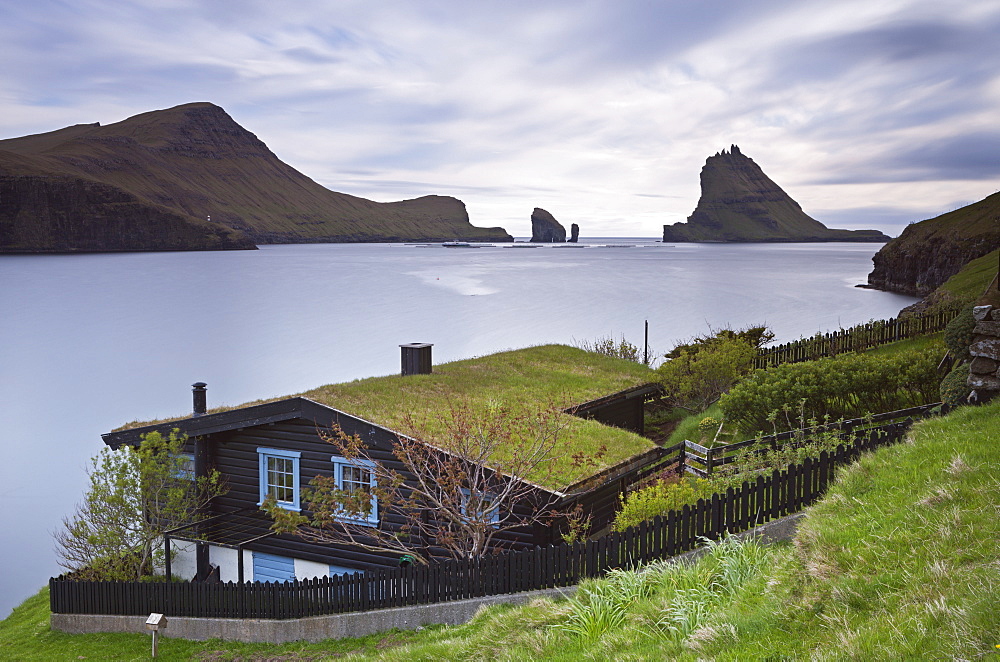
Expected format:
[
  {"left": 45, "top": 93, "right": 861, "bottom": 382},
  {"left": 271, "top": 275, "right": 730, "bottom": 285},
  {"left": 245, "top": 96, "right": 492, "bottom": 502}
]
[
  {"left": 754, "top": 310, "right": 955, "bottom": 369},
  {"left": 50, "top": 414, "right": 919, "bottom": 620},
  {"left": 679, "top": 403, "right": 943, "bottom": 478}
]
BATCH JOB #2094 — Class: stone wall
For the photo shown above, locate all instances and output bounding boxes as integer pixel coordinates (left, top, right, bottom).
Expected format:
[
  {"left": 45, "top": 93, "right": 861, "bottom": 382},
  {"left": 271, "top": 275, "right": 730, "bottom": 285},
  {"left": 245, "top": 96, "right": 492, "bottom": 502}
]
[{"left": 968, "top": 304, "right": 1000, "bottom": 403}]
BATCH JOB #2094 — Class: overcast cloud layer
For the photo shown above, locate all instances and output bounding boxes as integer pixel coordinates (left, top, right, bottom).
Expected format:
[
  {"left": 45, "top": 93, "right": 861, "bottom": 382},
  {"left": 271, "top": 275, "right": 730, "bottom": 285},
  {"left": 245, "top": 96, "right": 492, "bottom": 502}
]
[{"left": 2, "top": 0, "right": 998, "bottom": 237}]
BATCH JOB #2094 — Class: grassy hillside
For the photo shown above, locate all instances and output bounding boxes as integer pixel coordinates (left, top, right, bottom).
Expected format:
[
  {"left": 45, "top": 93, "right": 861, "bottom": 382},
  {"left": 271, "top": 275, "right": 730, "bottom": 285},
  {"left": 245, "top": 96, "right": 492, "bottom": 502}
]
[
  {"left": 900, "top": 247, "right": 1000, "bottom": 316},
  {"left": 942, "top": 248, "right": 1000, "bottom": 307},
  {"left": 0, "top": 149, "right": 256, "bottom": 252},
  {"left": 868, "top": 190, "right": 1000, "bottom": 297},
  {"left": 0, "top": 103, "right": 512, "bottom": 252},
  {"left": 5, "top": 400, "right": 996, "bottom": 660}
]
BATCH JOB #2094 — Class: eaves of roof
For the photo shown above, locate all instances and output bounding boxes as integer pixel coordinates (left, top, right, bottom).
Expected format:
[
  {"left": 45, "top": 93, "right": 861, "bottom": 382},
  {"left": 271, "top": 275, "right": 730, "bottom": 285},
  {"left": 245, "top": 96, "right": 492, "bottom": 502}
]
[{"left": 101, "top": 397, "right": 400, "bottom": 449}]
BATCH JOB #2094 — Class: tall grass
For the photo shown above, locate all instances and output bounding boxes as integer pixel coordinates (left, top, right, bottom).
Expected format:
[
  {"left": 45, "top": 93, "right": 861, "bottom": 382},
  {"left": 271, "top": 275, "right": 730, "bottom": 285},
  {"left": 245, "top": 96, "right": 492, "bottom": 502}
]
[{"left": 551, "top": 535, "right": 774, "bottom": 652}]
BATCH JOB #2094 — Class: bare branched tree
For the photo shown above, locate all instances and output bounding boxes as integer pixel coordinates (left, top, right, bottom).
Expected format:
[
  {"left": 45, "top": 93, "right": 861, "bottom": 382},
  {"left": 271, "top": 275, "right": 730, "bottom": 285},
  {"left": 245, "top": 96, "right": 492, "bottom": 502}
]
[{"left": 266, "top": 401, "right": 573, "bottom": 563}]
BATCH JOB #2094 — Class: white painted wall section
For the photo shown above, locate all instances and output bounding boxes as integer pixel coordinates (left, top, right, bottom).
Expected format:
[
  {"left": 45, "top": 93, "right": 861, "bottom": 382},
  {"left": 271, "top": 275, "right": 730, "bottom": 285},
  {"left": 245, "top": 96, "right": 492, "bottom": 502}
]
[
  {"left": 209, "top": 546, "right": 255, "bottom": 583},
  {"left": 294, "top": 558, "right": 331, "bottom": 580},
  {"left": 168, "top": 539, "right": 198, "bottom": 581}
]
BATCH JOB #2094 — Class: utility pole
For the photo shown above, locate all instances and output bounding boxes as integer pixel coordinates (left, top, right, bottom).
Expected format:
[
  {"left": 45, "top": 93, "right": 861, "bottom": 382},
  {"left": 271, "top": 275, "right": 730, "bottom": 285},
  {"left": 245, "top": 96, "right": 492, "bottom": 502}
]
[{"left": 644, "top": 320, "right": 649, "bottom": 366}]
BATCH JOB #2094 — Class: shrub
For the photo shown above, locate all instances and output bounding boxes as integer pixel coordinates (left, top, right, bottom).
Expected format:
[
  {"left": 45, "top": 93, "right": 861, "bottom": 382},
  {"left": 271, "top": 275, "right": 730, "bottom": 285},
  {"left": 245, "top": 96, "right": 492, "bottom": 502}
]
[
  {"left": 656, "top": 336, "right": 757, "bottom": 412},
  {"left": 712, "top": 428, "right": 847, "bottom": 490},
  {"left": 664, "top": 325, "right": 774, "bottom": 359},
  {"left": 940, "top": 364, "right": 972, "bottom": 406},
  {"left": 54, "top": 429, "right": 226, "bottom": 581},
  {"left": 612, "top": 477, "right": 715, "bottom": 531},
  {"left": 576, "top": 335, "right": 643, "bottom": 363},
  {"left": 719, "top": 348, "right": 940, "bottom": 434}
]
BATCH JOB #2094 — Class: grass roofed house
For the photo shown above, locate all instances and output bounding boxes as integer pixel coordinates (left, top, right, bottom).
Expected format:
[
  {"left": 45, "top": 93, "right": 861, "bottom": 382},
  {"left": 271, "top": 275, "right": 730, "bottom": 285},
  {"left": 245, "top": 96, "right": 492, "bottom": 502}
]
[{"left": 102, "top": 344, "right": 662, "bottom": 583}]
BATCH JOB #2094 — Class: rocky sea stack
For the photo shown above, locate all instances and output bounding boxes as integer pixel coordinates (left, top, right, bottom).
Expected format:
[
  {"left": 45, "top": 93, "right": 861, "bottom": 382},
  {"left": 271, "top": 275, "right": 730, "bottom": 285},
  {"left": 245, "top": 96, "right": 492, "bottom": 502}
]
[
  {"left": 530, "top": 208, "right": 566, "bottom": 242},
  {"left": 662, "top": 145, "right": 889, "bottom": 243},
  {"left": 0, "top": 102, "right": 512, "bottom": 253}
]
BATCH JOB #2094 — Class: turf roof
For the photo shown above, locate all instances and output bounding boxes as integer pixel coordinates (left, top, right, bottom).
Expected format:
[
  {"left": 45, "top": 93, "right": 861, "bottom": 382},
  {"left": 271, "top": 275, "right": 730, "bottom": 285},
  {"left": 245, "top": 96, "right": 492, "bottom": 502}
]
[{"left": 116, "top": 344, "right": 657, "bottom": 490}]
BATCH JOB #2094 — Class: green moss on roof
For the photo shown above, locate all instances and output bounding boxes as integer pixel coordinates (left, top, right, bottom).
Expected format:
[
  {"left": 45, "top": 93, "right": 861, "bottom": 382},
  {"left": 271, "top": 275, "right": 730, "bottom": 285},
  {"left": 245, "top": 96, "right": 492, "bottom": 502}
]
[{"left": 117, "top": 344, "right": 658, "bottom": 490}]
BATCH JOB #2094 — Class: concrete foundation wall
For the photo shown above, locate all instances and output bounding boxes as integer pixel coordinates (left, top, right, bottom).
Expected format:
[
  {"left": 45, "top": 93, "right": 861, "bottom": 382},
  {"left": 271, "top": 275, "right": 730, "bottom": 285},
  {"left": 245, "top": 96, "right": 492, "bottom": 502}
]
[
  {"left": 51, "top": 513, "right": 804, "bottom": 644},
  {"left": 51, "top": 586, "right": 576, "bottom": 644}
]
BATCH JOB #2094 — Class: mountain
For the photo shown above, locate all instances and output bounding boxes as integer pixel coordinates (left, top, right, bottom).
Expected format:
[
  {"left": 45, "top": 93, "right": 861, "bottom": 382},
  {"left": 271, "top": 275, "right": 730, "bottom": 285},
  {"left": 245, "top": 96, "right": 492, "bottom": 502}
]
[
  {"left": 662, "top": 145, "right": 889, "bottom": 243},
  {"left": 0, "top": 103, "right": 512, "bottom": 252},
  {"left": 867, "top": 191, "right": 1000, "bottom": 297}
]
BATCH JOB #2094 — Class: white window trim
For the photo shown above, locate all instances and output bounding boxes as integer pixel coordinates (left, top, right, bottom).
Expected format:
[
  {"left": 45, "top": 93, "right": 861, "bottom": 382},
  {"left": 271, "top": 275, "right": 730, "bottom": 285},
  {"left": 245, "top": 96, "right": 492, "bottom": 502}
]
[
  {"left": 331, "top": 456, "right": 378, "bottom": 526},
  {"left": 257, "top": 447, "right": 301, "bottom": 511}
]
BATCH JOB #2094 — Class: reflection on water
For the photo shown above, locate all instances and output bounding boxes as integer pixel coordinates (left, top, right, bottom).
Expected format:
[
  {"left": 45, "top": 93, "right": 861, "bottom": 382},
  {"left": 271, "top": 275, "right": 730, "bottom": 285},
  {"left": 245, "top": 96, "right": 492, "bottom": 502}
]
[{"left": 0, "top": 241, "right": 915, "bottom": 616}]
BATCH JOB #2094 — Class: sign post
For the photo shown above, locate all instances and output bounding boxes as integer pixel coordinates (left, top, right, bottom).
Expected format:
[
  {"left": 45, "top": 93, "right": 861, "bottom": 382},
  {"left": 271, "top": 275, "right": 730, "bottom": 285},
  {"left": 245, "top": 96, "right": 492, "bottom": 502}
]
[{"left": 146, "top": 613, "right": 168, "bottom": 658}]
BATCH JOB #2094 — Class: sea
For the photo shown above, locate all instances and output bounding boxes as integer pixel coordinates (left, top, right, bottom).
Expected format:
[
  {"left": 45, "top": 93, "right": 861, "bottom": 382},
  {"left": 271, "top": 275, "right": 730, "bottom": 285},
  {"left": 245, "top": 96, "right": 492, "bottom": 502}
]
[{"left": 0, "top": 240, "right": 917, "bottom": 617}]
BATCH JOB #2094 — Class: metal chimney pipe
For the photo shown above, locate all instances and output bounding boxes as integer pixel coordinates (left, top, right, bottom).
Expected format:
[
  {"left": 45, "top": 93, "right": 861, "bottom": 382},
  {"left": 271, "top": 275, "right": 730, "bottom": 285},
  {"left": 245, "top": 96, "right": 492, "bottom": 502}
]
[{"left": 192, "top": 382, "right": 207, "bottom": 416}]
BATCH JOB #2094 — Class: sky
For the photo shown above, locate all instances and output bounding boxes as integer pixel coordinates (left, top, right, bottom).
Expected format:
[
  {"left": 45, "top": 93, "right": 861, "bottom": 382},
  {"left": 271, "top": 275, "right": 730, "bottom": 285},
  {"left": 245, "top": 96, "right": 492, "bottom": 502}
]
[{"left": 2, "top": 0, "right": 999, "bottom": 238}]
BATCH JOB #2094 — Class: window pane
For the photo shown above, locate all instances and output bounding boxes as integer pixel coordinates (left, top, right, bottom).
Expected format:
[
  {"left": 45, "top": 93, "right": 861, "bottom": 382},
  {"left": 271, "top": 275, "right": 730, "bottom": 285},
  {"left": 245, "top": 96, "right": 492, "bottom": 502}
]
[
  {"left": 267, "top": 456, "right": 295, "bottom": 502},
  {"left": 341, "top": 465, "right": 370, "bottom": 494}
]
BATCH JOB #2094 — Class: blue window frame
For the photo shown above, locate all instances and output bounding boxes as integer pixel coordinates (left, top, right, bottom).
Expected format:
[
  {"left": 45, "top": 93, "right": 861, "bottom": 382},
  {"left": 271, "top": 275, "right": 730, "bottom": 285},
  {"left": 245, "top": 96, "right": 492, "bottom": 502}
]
[
  {"left": 257, "top": 447, "right": 301, "bottom": 511},
  {"left": 331, "top": 456, "right": 378, "bottom": 525},
  {"left": 172, "top": 452, "right": 195, "bottom": 481},
  {"left": 461, "top": 488, "right": 500, "bottom": 525}
]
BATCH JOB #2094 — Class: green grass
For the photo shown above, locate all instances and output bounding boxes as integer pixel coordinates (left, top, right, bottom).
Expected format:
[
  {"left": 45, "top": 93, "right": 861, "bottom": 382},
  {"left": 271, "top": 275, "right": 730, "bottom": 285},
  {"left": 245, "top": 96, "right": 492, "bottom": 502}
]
[
  {"left": 862, "top": 331, "right": 944, "bottom": 357},
  {"left": 0, "top": 587, "right": 438, "bottom": 661},
  {"left": 910, "top": 248, "right": 1000, "bottom": 315},
  {"left": 119, "top": 345, "right": 658, "bottom": 490},
  {"left": 7, "top": 401, "right": 999, "bottom": 659},
  {"left": 700, "top": 398, "right": 1000, "bottom": 660},
  {"left": 666, "top": 403, "right": 725, "bottom": 447},
  {"left": 942, "top": 248, "right": 1000, "bottom": 307}
]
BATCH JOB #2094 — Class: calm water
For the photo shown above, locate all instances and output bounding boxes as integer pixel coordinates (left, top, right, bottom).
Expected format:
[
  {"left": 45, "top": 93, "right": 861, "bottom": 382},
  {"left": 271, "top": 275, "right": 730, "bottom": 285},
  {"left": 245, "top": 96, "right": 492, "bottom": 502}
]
[{"left": 0, "top": 241, "right": 915, "bottom": 616}]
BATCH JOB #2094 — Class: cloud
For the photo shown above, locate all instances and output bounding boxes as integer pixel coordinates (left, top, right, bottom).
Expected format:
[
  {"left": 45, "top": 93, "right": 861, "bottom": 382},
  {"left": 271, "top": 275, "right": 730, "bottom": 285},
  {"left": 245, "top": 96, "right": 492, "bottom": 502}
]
[
  {"left": 812, "top": 132, "right": 1000, "bottom": 184},
  {"left": 2, "top": 0, "right": 999, "bottom": 236}
]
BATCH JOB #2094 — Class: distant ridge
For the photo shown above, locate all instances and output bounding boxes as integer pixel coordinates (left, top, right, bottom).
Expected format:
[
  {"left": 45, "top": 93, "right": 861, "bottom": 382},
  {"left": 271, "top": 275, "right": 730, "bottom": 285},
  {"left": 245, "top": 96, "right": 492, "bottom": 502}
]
[
  {"left": 0, "top": 102, "right": 512, "bottom": 253},
  {"left": 662, "top": 145, "right": 889, "bottom": 243},
  {"left": 867, "top": 190, "right": 1000, "bottom": 297}
]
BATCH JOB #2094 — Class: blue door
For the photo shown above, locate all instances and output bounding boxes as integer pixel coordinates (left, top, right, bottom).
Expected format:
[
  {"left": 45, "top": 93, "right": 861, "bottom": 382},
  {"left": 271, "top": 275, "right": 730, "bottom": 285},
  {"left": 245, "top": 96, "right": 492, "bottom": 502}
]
[{"left": 253, "top": 552, "right": 296, "bottom": 583}]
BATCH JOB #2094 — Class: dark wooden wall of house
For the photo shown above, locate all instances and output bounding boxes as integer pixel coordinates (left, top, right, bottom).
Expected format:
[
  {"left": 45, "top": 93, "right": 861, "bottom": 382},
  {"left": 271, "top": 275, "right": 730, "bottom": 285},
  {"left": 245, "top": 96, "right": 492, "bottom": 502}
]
[
  {"left": 577, "top": 397, "right": 645, "bottom": 435},
  {"left": 197, "top": 413, "right": 546, "bottom": 573},
  {"left": 563, "top": 447, "right": 674, "bottom": 535}
]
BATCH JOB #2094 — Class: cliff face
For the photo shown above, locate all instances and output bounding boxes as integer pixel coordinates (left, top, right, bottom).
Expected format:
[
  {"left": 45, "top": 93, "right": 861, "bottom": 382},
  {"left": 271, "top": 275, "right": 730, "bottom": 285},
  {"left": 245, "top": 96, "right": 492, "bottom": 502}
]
[
  {"left": 530, "top": 208, "right": 566, "bottom": 242},
  {"left": 867, "top": 191, "right": 1000, "bottom": 296},
  {"left": 0, "top": 102, "right": 512, "bottom": 252},
  {"left": 662, "top": 145, "right": 889, "bottom": 243},
  {"left": 0, "top": 169, "right": 253, "bottom": 252}
]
